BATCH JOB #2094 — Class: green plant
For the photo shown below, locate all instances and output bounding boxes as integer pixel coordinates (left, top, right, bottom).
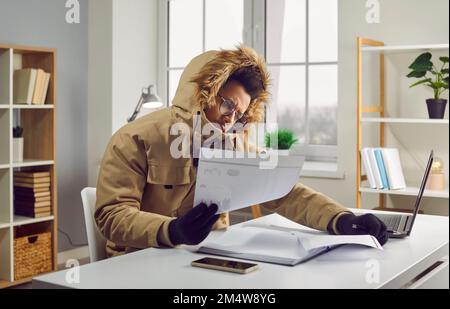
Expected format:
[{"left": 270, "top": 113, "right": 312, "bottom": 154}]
[
  {"left": 265, "top": 129, "right": 298, "bottom": 150},
  {"left": 407, "top": 52, "right": 449, "bottom": 100},
  {"left": 13, "top": 126, "right": 23, "bottom": 138}
]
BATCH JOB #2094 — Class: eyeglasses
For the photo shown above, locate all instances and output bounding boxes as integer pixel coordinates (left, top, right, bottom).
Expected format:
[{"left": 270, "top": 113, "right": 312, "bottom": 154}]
[{"left": 218, "top": 95, "right": 248, "bottom": 126}]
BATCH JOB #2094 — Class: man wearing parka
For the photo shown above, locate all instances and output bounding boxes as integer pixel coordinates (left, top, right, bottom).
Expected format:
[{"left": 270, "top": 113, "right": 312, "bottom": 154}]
[{"left": 95, "top": 46, "right": 388, "bottom": 257}]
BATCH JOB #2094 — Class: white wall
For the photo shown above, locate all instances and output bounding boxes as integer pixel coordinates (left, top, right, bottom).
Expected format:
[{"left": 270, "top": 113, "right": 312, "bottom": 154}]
[
  {"left": 88, "top": 0, "right": 158, "bottom": 186},
  {"left": 301, "top": 0, "right": 449, "bottom": 215},
  {"left": 112, "top": 0, "right": 159, "bottom": 133},
  {"left": 87, "top": 0, "right": 113, "bottom": 188}
]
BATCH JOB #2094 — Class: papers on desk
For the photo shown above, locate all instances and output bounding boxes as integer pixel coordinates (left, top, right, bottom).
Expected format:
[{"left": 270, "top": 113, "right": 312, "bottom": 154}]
[
  {"left": 199, "top": 214, "right": 383, "bottom": 266},
  {"left": 193, "top": 148, "right": 305, "bottom": 214}
]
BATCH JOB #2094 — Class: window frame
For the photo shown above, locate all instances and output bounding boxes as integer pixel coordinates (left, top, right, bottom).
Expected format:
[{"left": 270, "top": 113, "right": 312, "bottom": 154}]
[
  {"left": 261, "top": 0, "right": 338, "bottom": 161},
  {"left": 158, "top": 0, "right": 252, "bottom": 106}
]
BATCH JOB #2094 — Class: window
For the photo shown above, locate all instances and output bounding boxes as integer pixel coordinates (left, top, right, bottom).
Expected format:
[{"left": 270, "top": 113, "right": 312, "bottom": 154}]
[
  {"left": 265, "top": 0, "right": 338, "bottom": 160},
  {"left": 159, "top": 0, "right": 338, "bottom": 161},
  {"left": 161, "top": 0, "right": 245, "bottom": 104}
]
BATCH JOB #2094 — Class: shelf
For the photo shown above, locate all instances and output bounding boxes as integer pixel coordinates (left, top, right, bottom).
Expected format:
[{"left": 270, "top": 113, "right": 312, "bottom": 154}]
[
  {"left": 360, "top": 186, "right": 449, "bottom": 199},
  {"left": 361, "top": 117, "right": 449, "bottom": 124},
  {"left": 0, "top": 222, "right": 9, "bottom": 229},
  {"left": 12, "top": 159, "right": 54, "bottom": 168},
  {"left": 0, "top": 163, "right": 9, "bottom": 169},
  {"left": 13, "top": 215, "right": 54, "bottom": 227},
  {"left": 0, "top": 105, "right": 9, "bottom": 109},
  {"left": 362, "top": 44, "right": 449, "bottom": 53},
  {"left": 12, "top": 104, "right": 54, "bottom": 109}
]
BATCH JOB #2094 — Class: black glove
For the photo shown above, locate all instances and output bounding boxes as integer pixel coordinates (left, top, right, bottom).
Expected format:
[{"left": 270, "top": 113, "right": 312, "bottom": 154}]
[
  {"left": 335, "top": 213, "right": 389, "bottom": 246},
  {"left": 168, "top": 203, "right": 220, "bottom": 246}
]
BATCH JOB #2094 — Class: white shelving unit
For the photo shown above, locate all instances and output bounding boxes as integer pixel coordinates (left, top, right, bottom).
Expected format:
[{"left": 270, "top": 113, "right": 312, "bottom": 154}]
[
  {"left": 12, "top": 104, "right": 54, "bottom": 109},
  {"left": 361, "top": 44, "right": 449, "bottom": 53},
  {"left": 12, "top": 215, "right": 55, "bottom": 227},
  {"left": 12, "top": 160, "right": 55, "bottom": 168},
  {"left": 357, "top": 38, "right": 449, "bottom": 210},
  {"left": 360, "top": 186, "right": 449, "bottom": 199},
  {"left": 361, "top": 117, "right": 449, "bottom": 125},
  {"left": 0, "top": 44, "right": 58, "bottom": 288}
]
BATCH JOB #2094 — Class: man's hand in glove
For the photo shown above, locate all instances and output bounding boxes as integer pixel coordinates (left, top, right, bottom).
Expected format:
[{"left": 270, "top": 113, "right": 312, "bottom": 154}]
[
  {"left": 168, "top": 203, "right": 220, "bottom": 246},
  {"left": 332, "top": 213, "right": 389, "bottom": 246}
]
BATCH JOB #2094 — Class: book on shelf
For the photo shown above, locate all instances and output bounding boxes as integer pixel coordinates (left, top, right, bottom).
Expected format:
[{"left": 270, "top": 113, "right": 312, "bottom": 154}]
[
  {"left": 374, "top": 149, "right": 390, "bottom": 189},
  {"left": 14, "top": 176, "right": 51, "bottom": 184},
  {"left": 13, "top": 182, "right": 50, "bottom": 189},
  {"left": 14, "top": 186, "right": 50, "bottom": 193},
  {"left": 41, "top": 72, "right": 51, "bottom": 104},
  {"left": 360, "top": 147, "right": 406, "bottom": 191},
  {"left": 14, "top": 171, "right": 50, "bottom": 178},
  {"left": 361, "top": 148, "right": 377, "bottom": 189},
  {"left": 381, "top": 148, "right": 406, "bottom": 190},
  {"left": 15, "top": 200, "right": 51, "bottom": 208},
  {"left": 31, "top": 69, "right": 45, "bottom": 104},
  {"left": 14, "top": 184, "right": 52, "bottom": 218},
  {"left": 13, "top": 68, "right": 51, "bottom": 105},
  {"left": 14, "top": 190, "right": 51, "bottom": 198},
  {"left": 15, "top": 208, "right": 51, "bottom": 218},
  {"left": 13, "top": 68, "right": 37, "bottom": 104},
  {"left": 15, "top": 205, "right": 51, "bottom": 212},
  {"left": 15, "top": 202, "right": 51, "bottom": 210},
  {"left": 14, "top": 195, "right": 51, "bottom": 203},
  {"left": 367, "top": 149, "right": 384, "bottom": 189}
]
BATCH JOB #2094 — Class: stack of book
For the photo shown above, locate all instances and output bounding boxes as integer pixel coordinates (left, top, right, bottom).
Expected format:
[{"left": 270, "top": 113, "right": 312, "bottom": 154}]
[
  {"left": 13, "top": 68, "right": 51, "bottom": 105},
  {"left": 14, "top": 171, "right": 52, "bottom": 218},
  {"left": 361, "top": 148, "right": 406, "bottom": 190}
]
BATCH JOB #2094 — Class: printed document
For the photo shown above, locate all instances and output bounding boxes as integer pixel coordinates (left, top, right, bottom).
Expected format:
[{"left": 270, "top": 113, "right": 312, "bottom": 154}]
[{"left": 193, "top": 148, "right": 305, "bottom": 214}]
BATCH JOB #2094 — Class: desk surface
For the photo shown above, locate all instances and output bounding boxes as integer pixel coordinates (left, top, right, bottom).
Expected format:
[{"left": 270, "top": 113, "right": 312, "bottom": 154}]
[{"left": 33, "top": 210, "right": 449, "bottom": 289}]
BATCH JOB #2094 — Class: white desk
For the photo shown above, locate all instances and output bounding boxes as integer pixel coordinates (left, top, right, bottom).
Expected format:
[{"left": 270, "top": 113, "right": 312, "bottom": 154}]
[{"left": 33, "top": 210, "right": 449, "bottom": 289}]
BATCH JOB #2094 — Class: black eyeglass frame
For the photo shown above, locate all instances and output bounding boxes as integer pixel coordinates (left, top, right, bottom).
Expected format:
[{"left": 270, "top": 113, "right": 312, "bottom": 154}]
[{"left": 217, "top": 95, "right": 249, "bottom": 127}]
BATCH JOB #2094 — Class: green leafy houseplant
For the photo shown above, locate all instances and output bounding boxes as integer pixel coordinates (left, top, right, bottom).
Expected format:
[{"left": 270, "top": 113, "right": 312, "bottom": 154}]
[
  {"left": 407, "top": 52, "right": 449, "bottom": 119},
  {"left": 265, "top": 129, "right": 298, "bottom": 150}
]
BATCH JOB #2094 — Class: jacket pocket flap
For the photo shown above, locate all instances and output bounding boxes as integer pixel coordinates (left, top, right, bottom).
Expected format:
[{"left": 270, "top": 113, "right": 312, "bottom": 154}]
[{"left": 147, "top": 164, "right": 191, "bottom": 185}]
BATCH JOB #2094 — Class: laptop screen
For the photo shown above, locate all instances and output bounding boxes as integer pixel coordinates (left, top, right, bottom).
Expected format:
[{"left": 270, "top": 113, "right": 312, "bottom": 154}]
[{"left": 407, "top": 150, "right": 434, "bottom": 235}]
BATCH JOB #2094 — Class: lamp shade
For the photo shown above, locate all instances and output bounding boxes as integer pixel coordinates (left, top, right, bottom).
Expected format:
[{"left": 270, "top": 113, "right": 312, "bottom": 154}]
[
  {"left": 142, "top": 86, "right": 163, "bottom": 109},
  {"left": 127, "top": 84, "right": 164, "bottom": 122}
]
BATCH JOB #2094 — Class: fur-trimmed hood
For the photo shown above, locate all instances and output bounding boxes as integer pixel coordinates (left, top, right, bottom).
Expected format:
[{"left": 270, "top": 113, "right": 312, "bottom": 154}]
[{"left": 171, "top": 45, "right": 270, "bottom": 124}]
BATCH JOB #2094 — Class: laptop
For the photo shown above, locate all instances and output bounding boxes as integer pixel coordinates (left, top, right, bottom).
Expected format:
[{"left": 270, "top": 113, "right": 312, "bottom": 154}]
[{"left": 367, "top": 150, "right": 434, "bottom": 238}]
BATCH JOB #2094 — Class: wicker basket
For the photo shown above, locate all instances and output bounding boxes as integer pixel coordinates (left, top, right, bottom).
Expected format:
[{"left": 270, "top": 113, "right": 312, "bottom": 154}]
[{"left": 14, "top": 232, "right": 52, "bottom": 280}]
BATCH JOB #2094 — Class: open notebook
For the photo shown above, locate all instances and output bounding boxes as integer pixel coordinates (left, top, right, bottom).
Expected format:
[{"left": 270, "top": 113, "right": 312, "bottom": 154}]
[{"left": 198, "top": 214, "right": 383, "bottom": 266}]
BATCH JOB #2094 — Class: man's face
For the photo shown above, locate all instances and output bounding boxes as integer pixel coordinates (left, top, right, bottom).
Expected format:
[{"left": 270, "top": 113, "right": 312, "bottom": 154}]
[{"left": 204, "top": 80, "right": 251, "bottom": 132}]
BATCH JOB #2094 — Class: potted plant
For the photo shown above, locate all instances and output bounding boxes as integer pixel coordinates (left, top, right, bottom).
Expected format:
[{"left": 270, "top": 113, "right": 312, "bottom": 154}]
[
  {"left": 407, "top": 52, "right": 449, "bottom": 119},
  {"left": 264, "top": 129, "right": 298, "bottom": 156},
  {"left": 13, "top": 126, "right": 24, "bottom": 162}
]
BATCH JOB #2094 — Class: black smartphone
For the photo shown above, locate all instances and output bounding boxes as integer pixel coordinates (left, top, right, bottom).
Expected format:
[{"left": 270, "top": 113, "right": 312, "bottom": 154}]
[{"left": 191, "top": 257, "right": 258, "bottom": 274}]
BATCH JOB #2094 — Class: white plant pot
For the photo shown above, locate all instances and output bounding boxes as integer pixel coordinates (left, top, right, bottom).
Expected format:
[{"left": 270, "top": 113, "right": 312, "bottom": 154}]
[
  {"left": 13, "top": 137, "right": 24, "bottom": 162},
  {"left": 275, "top": 149, "right": 290, "bottom": 156},
  {"left": 265, "top": 148, "right": 290, "bottom": 156}
]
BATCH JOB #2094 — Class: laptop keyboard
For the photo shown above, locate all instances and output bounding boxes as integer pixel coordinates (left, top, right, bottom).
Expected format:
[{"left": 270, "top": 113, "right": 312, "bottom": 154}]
[{"left": 376, "top": 214, "right": 402, "bottom": 231}]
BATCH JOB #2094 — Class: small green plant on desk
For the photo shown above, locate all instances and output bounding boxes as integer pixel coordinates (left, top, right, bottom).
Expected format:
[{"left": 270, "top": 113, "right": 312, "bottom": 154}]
[{"left": 265, "top": 129, "right": 298, "bottom": 150}]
